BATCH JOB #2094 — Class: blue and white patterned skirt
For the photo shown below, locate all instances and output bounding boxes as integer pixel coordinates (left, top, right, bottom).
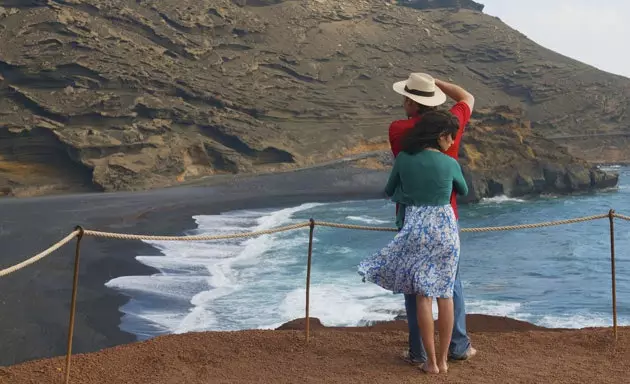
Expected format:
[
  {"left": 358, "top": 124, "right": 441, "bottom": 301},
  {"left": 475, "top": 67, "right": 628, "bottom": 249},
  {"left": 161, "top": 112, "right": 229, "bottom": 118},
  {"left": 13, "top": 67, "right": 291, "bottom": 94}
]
[{"left": 358, "top": 205, "right": 460, "bottom": 298}]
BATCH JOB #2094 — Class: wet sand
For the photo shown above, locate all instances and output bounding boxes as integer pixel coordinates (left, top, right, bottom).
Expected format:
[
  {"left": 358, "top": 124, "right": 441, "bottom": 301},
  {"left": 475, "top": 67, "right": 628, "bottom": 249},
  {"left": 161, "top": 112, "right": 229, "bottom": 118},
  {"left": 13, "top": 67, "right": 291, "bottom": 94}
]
[{"left": 0, "top": 166, "right": 388, "bottom": 366}]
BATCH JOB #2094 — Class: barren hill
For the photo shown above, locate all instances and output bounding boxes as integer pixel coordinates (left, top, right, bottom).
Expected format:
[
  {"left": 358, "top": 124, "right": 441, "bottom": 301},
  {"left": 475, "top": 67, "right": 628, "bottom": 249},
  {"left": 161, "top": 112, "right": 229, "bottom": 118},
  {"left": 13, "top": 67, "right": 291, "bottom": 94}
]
[{"left": 0, "top": 0, "right": 627, "bottom": 197}]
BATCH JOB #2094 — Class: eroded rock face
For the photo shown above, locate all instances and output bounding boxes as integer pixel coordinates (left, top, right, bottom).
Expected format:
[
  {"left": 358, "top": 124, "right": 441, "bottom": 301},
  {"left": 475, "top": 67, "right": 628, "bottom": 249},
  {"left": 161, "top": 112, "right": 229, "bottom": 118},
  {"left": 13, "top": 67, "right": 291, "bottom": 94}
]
[
  {"left": 398, "top": 0, "right": 484, "bottom": 12},
  {"left": 365, "top": 107, "right": 619, "bottom": 201},
  {"left": 455, "top": 108, "right": 619, "bottom": 201},
  {"left": 0, "top": 0, "right": 626, "bottom": 196}
]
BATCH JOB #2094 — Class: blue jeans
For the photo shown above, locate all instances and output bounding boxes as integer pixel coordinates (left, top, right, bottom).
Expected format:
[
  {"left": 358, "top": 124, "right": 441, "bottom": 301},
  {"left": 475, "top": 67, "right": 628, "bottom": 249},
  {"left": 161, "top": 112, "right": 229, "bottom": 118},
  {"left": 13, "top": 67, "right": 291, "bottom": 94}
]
[{"left": 404, "top": 264, "right": 470, "bottom": 360}]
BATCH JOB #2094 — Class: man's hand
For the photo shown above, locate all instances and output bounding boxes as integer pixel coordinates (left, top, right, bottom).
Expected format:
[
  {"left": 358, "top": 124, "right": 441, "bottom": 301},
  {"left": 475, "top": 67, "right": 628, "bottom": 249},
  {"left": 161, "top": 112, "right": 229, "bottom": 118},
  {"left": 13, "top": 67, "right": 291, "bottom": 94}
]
[{"left": 435, "top": 79, "right": 475, "bottom": 111}]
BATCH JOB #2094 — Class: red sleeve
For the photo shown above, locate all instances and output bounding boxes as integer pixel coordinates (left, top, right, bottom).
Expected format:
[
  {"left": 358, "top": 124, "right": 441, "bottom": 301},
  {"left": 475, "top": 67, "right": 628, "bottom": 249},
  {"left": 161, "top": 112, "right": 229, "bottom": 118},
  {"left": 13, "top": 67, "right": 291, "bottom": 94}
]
[
  {"left": 389, "top": 122, "right": 401, "bottom": 217},
  {"left": 389, "top": 121, "right": 402, "bottom": 158},
  {"left": 444, "top": 101, "right": 472, "bottom": 159},
  {"left": 445, "top": 102, "right": 471, "bottom": 220}
]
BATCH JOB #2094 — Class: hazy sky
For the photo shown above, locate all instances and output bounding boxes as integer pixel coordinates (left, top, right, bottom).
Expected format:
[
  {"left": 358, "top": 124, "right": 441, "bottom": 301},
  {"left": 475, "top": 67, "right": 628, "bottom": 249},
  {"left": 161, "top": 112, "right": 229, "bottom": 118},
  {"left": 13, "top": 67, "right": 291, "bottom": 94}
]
[{"left": 480, "top": 0, "right": 630, "bottom": 78}]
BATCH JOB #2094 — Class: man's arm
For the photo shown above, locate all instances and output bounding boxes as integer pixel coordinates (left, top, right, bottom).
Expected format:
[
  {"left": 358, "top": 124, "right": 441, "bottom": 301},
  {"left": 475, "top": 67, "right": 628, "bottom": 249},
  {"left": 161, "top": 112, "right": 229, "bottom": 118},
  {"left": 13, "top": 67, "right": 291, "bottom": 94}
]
[
  {"left": 435, "top": 79, "right": 475, "bottom": 111},
  {"left": 388, "top": 121, "right": 402, "bottom": 158}
]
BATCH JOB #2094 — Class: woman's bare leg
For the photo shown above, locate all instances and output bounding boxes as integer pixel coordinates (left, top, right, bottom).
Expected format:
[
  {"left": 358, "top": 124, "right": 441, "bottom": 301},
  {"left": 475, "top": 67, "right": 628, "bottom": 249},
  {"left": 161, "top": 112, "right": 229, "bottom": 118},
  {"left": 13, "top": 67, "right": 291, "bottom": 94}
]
[
  {"left": 436, "top": 297, "right": 454, "bottom": 373},
  {"left": 416, "top": 295, "right": 439, "bottom": 374}
]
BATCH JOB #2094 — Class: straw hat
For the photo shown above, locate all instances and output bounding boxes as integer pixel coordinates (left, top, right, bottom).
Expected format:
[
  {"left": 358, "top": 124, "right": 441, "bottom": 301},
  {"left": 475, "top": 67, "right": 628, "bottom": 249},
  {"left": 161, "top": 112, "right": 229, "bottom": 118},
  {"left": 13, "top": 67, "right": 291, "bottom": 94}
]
[{"left": 392, "top": 73, "right": 446, "bottom": 107}]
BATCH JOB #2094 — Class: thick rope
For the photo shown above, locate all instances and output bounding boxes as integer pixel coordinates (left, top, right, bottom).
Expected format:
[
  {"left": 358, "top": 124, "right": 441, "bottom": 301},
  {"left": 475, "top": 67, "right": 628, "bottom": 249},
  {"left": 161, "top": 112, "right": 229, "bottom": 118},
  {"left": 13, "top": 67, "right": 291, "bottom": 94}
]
[
  {"left": 0, "top": 231, "right": 79, "bottom": 277},
  {"left": 461, "top": 213, "right": 610, "bottom": 232},
  {"left": 0, "top": 212, "right": 626, "bottom": 278},
  {"left": 83, "top": 222, "right": 311, "bottom": 241},
  {"left": 314, "top": 221, "right": 396, "bottom": 232},
  {"left": 314, "top": 213, "right": 610, "bottom": 233},
  {"left": 614, "top": 213, "right": 630, "bottom": 222}
]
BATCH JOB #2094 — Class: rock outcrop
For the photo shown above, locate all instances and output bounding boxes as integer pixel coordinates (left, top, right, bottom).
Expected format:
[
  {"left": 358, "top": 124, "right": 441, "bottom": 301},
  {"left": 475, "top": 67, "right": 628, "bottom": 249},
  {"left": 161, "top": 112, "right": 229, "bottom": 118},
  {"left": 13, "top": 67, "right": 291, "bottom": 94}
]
[
  {"left": 354, "top": 106, "right": 619, "bottom": 201},
  {"left": 458, "top": 108, "right": 619, "bottom": 201},
  {"left": 0, "top": 0, "right": 626, "bottom": 197},
  {"left": 399, "top": 0, "right": 484, "bottom": 12}
]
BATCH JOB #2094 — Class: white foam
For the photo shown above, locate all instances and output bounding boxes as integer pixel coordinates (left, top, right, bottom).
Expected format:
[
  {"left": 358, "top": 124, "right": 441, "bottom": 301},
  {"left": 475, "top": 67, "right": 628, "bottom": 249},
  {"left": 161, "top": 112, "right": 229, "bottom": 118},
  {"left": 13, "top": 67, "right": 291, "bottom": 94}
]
[
  {"left": 466, "top": 300, "right": 523, "bottom": 318},
  {"left": 480, "top": 195, "right": 526, "bottom": 204},
  {"left": 265, "top": 286, "right": 560, "bottom": 329},
  {"left": 323, "top": 246, "right": 354, "bottom": 255},
  {"left": 346, "top": 216, "right": 390, "bottom": 225},
  {"left": 266, "top": 284, "right": 529, "bottom": 329},
  {"left": 106, "top": 275, "right": 210, "bottom": 301},
  {"left": 465, "top": 302, "right": 630, "bottom": 329},
  {"left": 264, "top": 283, "right": 404, "bottom": 329},
  {"left": 174, "top": 306, "right": 218, "bottom": 334},
  {"left": 536, "top": 313, "right": 613, "bottom": 329},
  {"left": 106, "top": 195, "right": 630, "bottom": 338},
  {"left": 598, "top": 164, "right": 622, "bottom": 172},
  {"left": 106, "top": 202, "right": 323, "bottom": 336}
]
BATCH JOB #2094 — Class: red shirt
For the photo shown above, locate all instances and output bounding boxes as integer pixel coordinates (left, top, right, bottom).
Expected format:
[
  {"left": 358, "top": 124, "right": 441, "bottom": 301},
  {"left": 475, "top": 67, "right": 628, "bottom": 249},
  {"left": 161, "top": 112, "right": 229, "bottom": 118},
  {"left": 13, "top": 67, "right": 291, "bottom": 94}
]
[{"left": 388, "top": 102, "right": 471, "bottom": 219}]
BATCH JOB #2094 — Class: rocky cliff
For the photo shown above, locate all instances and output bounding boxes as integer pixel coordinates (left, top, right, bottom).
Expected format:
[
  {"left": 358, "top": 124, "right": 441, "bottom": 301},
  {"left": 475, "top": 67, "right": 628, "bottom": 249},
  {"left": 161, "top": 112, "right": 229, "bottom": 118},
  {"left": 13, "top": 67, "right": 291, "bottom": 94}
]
[
  {"left": 0, "top": 0, "right": 627, "bottom": 197},
  {"left": 354, "top": 106, "right": 619, "bottom": 201},
  {"left": 458, "top": 108, "right": 620, "bottom": 201},
  {"left": 399, "top": 0, "right": 484, "bottom": 12}
]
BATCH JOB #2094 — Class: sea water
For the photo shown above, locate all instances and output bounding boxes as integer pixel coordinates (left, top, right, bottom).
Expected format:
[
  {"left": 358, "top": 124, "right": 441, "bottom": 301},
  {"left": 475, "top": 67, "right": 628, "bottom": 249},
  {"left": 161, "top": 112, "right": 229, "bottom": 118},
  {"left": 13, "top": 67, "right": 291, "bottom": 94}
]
[{"left": 106, "top": 166, "right": 630, "bottom": 340}]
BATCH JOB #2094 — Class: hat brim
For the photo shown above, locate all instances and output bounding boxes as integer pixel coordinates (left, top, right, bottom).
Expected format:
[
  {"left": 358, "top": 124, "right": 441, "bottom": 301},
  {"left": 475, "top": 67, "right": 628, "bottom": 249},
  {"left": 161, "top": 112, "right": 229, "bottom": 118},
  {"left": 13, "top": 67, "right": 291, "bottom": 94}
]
[{"left": 392, "top": 80, "right": 447, "bottom": 107}]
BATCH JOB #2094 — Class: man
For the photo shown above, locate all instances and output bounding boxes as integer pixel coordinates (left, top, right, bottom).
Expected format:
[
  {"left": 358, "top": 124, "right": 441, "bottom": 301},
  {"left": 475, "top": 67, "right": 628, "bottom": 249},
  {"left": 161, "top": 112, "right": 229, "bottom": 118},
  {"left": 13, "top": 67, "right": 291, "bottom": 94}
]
[{"left": 388, "top": 72, "right": 477, "bottom": 364}]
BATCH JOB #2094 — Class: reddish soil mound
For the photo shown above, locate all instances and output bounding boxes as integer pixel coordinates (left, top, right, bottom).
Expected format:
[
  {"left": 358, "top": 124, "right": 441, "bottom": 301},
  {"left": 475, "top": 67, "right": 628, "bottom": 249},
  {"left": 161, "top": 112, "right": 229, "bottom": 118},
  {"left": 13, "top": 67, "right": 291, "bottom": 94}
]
[
  {"left": 1, "top": 316, "right": 627, "bottom": 384},
  {"left": 277, "top": 314, "right": 548, "bottom": 333}
]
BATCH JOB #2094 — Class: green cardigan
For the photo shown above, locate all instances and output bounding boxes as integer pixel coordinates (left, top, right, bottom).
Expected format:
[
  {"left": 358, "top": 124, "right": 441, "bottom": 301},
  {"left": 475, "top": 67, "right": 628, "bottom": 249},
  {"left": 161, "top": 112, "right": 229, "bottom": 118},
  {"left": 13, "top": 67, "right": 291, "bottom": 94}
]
[{"left": 385, "top": 150, "right": 469, "bottom": 229}]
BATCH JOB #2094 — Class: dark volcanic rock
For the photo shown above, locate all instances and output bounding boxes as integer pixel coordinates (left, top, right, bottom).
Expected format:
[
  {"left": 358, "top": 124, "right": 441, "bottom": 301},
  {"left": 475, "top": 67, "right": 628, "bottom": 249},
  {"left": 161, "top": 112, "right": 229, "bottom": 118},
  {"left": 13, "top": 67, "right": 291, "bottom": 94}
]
[
  {"left": 354, "top": 106, "right": 619, "bottom": 201},
  {"left": 457, "top": 107, "right": 619, "bottom": 201},
  {"left": 276, "top": 317, "right": 325, "bottom": 331},
  {"left": 276, "top": 315, "right": 548, "bottom": 333},
  {"left": 0, "top": 0, "right": 626, "bottom": 196},
  {"left": 399, "top": 0, "right": 484, "bottom": 12}
]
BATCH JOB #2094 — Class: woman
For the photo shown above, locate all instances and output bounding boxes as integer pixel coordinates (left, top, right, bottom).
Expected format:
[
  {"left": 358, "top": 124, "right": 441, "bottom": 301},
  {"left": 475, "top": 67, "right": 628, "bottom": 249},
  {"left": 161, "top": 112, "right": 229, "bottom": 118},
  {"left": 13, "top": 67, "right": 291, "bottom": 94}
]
[{"left": 358, "top": 111, "right": 469, "bottom": 374}]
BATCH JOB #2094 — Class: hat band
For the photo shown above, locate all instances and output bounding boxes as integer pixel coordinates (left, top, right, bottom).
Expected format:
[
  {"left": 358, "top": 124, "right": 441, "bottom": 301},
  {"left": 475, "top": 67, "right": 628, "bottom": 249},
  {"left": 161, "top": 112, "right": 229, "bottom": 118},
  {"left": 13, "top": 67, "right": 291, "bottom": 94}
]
[{"left": 404, "top": 85, "right": 435, "bottom": 98}]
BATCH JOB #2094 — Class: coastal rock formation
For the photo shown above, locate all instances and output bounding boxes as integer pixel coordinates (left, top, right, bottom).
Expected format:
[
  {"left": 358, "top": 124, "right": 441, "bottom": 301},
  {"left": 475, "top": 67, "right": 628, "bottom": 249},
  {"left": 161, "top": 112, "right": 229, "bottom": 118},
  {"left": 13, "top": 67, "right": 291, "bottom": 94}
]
[
  {"left": 458, "top": 108, "right": 619, "bottom": 201},
  {"left": 0, "top": 0, "right": 627, "bottom": 196},
  {"left": 355, "top": 107, "right": 619, "bottom": 201},
  {"left": 399, "top": 0, "right": 485, "bottom": 12}
]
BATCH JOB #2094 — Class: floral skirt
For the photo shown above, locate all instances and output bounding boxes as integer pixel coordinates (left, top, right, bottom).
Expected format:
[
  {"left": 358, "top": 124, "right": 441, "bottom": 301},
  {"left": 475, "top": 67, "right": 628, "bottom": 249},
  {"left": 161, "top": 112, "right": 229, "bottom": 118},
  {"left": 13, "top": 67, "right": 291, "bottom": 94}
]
[{"left": 358, "top": 205, "right": 460, "bottom": 298}]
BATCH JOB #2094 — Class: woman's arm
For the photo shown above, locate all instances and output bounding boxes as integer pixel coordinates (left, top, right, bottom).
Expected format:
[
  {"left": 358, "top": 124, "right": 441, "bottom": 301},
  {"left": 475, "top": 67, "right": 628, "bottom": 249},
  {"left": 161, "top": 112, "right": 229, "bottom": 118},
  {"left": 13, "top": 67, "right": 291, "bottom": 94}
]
[
  {"left": 452, "top": 161, "right": 469, "bottom": 196},
  {"left": 384, "top": 156, "right": 401, "bottom": 197}
]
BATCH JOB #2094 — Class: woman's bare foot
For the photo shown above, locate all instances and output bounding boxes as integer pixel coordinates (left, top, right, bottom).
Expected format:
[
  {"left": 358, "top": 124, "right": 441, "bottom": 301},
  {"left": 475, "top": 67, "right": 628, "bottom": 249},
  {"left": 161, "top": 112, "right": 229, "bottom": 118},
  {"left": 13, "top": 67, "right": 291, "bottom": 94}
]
[
  {"left": 420, "top": 362, "right": 440, "bottom": 374},
  {"left": 438, "top": 361, "right": 449, "bottom": 373}
]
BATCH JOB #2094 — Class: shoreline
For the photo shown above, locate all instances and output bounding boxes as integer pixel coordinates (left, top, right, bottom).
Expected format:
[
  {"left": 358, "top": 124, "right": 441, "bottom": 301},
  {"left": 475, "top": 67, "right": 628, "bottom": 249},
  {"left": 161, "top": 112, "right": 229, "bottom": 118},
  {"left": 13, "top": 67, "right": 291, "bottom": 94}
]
[
  {"left": 0, "top": 167, "right": 389, "bottom": 366},
  {"left": 1, "top": 155, "right": 626, "bottom": 201},
  {"left": 1, "top": 165, "right": 627, "bottom": 367}
]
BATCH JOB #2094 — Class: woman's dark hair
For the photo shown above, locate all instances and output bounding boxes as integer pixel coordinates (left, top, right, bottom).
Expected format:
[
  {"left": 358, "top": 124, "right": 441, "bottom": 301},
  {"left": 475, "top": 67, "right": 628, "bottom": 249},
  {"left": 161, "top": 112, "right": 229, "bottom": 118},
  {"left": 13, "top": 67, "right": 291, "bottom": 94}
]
[
  {"left": 416, "top": 104, "right": 436, "bottom": 115},
  {"left": 400, "top": 110, "right": 460, "bottom": 155}
]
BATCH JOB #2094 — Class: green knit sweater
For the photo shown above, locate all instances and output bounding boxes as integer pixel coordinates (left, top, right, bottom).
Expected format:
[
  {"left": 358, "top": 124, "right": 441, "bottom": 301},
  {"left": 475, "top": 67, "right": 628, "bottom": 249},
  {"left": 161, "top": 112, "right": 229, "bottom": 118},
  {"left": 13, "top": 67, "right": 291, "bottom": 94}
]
[{"left": 385, "top": 150, "right": 469, "bottom": 229}]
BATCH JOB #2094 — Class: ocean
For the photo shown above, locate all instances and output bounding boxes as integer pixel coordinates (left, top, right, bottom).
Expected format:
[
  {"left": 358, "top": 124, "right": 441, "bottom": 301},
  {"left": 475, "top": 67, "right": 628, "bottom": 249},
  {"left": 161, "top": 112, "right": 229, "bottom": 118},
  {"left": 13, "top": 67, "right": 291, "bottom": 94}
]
[{"left": 106, "top": 166, "right": 630, "bottom": 341}]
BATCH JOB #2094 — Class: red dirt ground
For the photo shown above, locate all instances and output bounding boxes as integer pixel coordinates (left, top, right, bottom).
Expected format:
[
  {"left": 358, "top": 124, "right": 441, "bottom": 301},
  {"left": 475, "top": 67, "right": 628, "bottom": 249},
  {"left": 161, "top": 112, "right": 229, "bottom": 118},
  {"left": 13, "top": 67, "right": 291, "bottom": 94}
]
[{"left": 1, "top": 315, "right": 627, "bottom": 384}]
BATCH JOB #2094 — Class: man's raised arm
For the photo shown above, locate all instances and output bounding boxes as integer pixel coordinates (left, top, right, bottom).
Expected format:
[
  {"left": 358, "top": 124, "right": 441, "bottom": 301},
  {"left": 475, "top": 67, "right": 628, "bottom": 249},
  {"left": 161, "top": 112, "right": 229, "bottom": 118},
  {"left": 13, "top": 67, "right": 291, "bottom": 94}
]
[{"left": 435, "top": 79, "right": 475, "bottom": 111}]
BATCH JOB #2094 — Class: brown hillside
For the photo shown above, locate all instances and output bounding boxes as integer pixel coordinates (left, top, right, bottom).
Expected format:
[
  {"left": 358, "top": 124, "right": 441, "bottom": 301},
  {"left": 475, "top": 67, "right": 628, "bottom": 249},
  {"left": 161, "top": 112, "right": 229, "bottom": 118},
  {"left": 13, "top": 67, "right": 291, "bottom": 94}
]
[{"left": 0, "top": 0, "right": 627, "bottom": 196}]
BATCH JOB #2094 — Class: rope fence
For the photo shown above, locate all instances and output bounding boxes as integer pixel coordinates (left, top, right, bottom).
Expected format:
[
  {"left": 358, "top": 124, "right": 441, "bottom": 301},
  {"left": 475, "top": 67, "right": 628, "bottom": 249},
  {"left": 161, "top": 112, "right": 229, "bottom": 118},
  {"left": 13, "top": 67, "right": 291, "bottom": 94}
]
[
  {"left": 615, "top": 213, "right": 630, "bottom": 222},
  {"left": 0, "top": 230, "right": 80, "bottom": 278},
  {"left": 82, "top": 221, "right": 311, "bottom": 242},
  {"left": 0, "top": 209, "right": 628, "bottom": 383},
  {"left": 315, "top": 213, "right": 613, "bottom": 233}
]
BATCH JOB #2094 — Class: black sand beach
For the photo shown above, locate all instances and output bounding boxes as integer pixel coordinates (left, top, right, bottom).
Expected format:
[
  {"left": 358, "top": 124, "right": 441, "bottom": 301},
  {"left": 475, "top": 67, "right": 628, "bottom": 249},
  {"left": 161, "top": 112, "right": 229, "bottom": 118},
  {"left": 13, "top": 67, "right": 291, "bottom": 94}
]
[{"left": 0, "top": 166, "right": 389, "bottom": 366}]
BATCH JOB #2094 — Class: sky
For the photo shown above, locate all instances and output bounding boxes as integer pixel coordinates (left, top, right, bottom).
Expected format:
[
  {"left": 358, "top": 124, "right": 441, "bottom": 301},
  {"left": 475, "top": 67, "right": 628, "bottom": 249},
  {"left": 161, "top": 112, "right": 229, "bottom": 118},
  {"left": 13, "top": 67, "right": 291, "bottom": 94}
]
[{"left": 480, "top": 0, "right": 630, "bottom": 79}]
